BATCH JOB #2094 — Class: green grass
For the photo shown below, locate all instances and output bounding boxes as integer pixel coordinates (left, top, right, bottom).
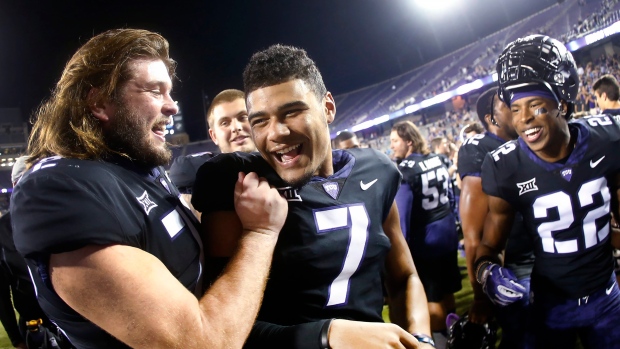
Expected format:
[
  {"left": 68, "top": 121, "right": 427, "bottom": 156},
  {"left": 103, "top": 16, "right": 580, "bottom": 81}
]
[
  {"left": 382, "top": 255, "right": 588, "bottom": 349},
  {"left": 0, "top": 311, "right": 17, "bottom": 349},
  {"left": 382, "top": 255, "right": 495, "bottom": 342},
  {"left": 382, "top": 254, "right": 474, "bottom": 321}
]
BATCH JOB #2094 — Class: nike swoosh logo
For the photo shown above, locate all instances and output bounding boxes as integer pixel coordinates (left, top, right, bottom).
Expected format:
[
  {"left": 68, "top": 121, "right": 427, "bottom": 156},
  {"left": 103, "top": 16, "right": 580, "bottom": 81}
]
[
  {"left": 360, "top": 179, "right": 378, "bottom": 191},
  {"left": 590, "top": 156, "right": 605, "bottom": 168},
  {"left": 606, "top": 283, "right": 615, "bottom": 295}
]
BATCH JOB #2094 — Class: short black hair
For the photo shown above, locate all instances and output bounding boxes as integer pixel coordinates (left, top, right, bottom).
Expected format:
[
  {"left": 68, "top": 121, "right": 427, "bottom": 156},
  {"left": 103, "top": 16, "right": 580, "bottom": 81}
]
[
  {"left": 334, "top": 131, "right": 356, "bottom": 144},
  {"left": 464, "top": 122, "right": 485, "bottom": 135},
  {"left": 593, "top": 74, "right": 620, "bottom": 101},
  {"left": 243, "top": 44, "right": 327, "bottom": 100},
  {"left": 476, "top": 87, "right": 498, "bottom": 130}
]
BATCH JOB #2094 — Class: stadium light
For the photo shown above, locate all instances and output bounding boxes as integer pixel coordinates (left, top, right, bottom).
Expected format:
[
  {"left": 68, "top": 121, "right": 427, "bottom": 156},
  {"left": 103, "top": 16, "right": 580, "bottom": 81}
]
[
  {"left": 330, "top": 19, "right": 620, "bottom": 139},
  {"left": 413, "top": 0, "right": 460, "bottom": 11}
]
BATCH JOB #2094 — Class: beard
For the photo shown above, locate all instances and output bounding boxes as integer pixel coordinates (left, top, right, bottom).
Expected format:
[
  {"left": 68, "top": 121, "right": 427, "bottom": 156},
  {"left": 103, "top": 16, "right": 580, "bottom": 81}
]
[
  {"left": 282, "top": 171, "right": 314, "bottom": 189},
  {"left": 104, "top": 103, "right": 172, "bottom": 168}
]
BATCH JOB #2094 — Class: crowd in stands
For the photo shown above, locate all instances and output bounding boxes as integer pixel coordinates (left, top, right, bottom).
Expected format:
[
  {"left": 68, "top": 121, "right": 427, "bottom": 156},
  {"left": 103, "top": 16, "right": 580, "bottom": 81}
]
[
  {"left": 360, "top": 51, "right": 620, "bottom": 162},
  {"left": 361, "top": 0, "right": 620, "bottom": 134}
]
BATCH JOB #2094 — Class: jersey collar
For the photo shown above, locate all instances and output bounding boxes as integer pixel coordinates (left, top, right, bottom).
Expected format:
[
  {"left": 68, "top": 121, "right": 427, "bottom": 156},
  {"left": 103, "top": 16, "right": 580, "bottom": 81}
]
[
  {"left": 517, "top": 122, "right": 589, "bottom": 171},
  {"left": 310, "top": 149, "right": 355, "bottom": 182}
]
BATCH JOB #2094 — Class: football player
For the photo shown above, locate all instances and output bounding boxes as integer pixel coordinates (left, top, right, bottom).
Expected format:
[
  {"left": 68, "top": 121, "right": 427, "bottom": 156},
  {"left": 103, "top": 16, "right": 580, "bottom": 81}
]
[
  {"left": 591, "top": 75, "right": 620, "bottom": 285},
  {"left": 192, "top": 44, "right": 435, "bottom": 348},
  {"left": 206, "top": 89, "right": 256, "bottom": 154},
  {"left": 593, "top": 74, "right": 620, "bottom": 117},
  {"left": 390, "top": 120, "right": 462, "bottom": 348},
  {"left": 334, "top": 130, "right": 361, "bottom": 150},
  {"left": 475, "top": 34, "right": 620, "bottom": 348},
  {"left": 10, "top": 29, "right": 287, "bottom": 349},
  {"left": 168, "top": 89, "right": 256, "bottom": 220},
  {"left": 458, "top": 86, "right": 534, "bottom": 348}
]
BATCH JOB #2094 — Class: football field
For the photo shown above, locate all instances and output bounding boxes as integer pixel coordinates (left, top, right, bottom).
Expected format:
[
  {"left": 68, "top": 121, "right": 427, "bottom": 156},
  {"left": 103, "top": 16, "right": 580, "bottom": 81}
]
[{"left": 382, "top": 254, "right": 475, "bottom": 323}]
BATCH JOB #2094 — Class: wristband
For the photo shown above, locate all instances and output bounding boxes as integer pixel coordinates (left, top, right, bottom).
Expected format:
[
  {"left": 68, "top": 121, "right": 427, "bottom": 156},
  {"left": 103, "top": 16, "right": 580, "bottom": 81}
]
[
  {"left": 319, "top": 318, "right": 334, "bottom": 349},
  {"left": 412, "top": 333, "right": 435, "bottom": 347},
  {"left": 474, "top": 256, "right": 498, "bottom": 284}
]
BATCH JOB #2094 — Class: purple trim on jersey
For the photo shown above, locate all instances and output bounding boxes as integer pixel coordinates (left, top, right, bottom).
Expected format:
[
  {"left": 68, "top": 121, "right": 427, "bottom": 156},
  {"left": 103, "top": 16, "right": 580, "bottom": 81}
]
[
  {"left": 511, "top": 88, "right": 557, "bottom": 104},
  {"left": 310, "top": 150, "right": 355, "bottom": 182},
  {"left": 485, "top": 131, "right": 506, "bottom": 144},
  {"left": 517, "top": 123, "right": 589, "bottom": 171},
  {"left": 395, "top": 183, "right": 413, "bottom": 240},
  {"left": 460, "top": 171, "right": 481, "bottom": 179},
  {"left": 602, "top": 108, "right": 620, "bottom": 116}
]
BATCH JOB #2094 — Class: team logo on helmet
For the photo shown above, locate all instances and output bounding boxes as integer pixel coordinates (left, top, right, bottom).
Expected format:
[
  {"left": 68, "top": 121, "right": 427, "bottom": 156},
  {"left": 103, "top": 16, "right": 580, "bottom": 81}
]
[{"left": 496, "top": 34, "right": 579, "bottom": 119}]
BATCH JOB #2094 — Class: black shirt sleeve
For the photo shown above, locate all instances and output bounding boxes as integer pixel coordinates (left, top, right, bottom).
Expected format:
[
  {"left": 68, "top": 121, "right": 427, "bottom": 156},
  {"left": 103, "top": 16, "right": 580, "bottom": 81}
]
[
  {"left": 245, "top": 319, "right": 331, "bottom": 349},
  {"left": 457, "top": 143, "right": 485, "bottom": 179},
  {"left": 480, "top": 153, "right": 503, "bottom": 198},
  {"left": 191, "top": 154, "right": 239, "bottom": 213},
  {"left": 11, "top": 171, "right": 127, "bottom": 258}
]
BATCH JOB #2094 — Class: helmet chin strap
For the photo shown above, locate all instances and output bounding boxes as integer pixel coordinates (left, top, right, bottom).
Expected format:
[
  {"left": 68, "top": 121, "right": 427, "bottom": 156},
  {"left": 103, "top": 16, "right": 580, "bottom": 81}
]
[
  {"left": 490, "top": 114, "right": 501, "bottom": 128},
  {"left": 490, "top": 95, "right": 501, "bottom": 128}
]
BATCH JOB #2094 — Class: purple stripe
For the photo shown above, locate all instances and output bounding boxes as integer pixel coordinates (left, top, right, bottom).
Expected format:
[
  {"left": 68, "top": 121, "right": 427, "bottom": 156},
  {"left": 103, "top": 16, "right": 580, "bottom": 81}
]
[{"left": 511, "top": 89, "right": 557, "bottom": 104}]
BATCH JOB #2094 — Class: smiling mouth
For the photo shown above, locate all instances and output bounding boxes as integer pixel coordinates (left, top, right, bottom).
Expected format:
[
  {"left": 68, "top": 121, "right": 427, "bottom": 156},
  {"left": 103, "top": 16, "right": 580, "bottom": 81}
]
[
  {"left": 523, "top": 127, "right": 542, "bottom": 142},
  {"left": 274, "top": 144, "right": 301, "bottom": 164},
  {"left": 231, "top": 135, "right": 248, "bottom": 144},
  {"left": 151, "top": 122, "right": 167, "bottom": 141}
]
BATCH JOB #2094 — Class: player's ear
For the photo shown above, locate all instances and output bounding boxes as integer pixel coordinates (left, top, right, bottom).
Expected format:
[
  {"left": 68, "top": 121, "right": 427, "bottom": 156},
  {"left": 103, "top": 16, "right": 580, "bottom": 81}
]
[
  {"left": 560, "top": 101, "right": 568, "bottom": 116},
  {"left": 87, "top": 88, "right": 114, "bottom": 123},
  {"left": 323, "top": 92, "right": 336, "bottom": 125},
  {"left": 208, "top": 128, "right": 218, "bottom": 145},
  {"left": 484, "top": 113, "right": 493, "bottom": 126}
]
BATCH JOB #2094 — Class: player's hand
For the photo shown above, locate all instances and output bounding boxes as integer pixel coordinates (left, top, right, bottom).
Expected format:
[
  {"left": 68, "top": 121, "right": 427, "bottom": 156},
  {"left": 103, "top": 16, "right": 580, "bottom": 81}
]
[
  {"left": 480, "top": 263, "right": 525, "bottom": 307},
  {"left": 328, "top": 319, "right": 422, "bottom": 348},
  {"left": 234, "top": 172, "right": 287, "bottom": 237},
  {"left": 467, "top": 298, "right": 494, "bottom": 324}
]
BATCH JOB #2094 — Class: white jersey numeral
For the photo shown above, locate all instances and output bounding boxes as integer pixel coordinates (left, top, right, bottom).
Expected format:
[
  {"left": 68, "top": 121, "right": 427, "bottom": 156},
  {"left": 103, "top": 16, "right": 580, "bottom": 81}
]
[
  {"left": 586, "top": 115, "right": 613, "bottom": 127},
  {"left": 421, "top": 167, "right": 450, "bottom": 210},
  {"left": 533, "top": 177, "right": 610, "bottom": 253},
  {"left": 491, "top": 142, "right": 517, "bottom": 161},
  {"left": 314, "top": 204, "right": 369, "bottom": 306}
]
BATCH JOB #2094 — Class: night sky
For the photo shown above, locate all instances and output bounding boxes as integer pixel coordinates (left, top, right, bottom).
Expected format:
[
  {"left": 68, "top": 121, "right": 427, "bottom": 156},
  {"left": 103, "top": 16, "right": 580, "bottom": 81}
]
[{"left": 0, "top": 0, "right": 557, "bottom": 141}]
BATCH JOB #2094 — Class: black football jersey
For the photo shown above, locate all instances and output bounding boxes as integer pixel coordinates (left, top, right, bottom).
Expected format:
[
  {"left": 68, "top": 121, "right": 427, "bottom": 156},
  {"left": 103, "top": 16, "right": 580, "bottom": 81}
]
[
  {"left": 168, "top": 151, "right": 216, "bottom": 193},
  {"left": 481, "top": 115, "right": 620, "bottom": 298},
  {"left": 458, "top": 132, "right": 534, "bottom": 280},
  {"left": 11, "top": 156, "right": 202, "bottom": 349},
  {"left": 398, "top": 152, "right": 452, "bottom": 228},
  {"left": 192, "top": 148, "right": 401, "bottom": 324}
]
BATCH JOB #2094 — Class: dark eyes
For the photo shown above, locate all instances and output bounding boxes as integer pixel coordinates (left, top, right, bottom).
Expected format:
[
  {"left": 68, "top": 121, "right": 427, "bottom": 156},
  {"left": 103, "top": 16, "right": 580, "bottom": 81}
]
[
  {"left": 285, "top": 109, "right": 303, "bottom": 117},
  {"left": 250, "top": 118, "right": 267, "bottom": 128}
]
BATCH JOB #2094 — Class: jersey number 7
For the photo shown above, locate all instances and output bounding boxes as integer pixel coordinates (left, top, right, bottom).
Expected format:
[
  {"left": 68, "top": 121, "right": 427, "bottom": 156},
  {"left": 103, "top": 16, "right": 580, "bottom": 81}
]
[{"left": 314, "top": 204, "right": 369, "bottom": 306}]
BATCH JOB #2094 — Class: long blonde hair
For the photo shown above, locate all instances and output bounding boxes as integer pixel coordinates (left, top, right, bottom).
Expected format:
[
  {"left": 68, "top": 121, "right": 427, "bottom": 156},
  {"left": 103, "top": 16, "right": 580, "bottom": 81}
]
[
  {"left": 391, "top": 120, "right": 430, "bottom": 155},
  {"left": 27, "top": 28, "right": 176, "bottom": 167}
]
